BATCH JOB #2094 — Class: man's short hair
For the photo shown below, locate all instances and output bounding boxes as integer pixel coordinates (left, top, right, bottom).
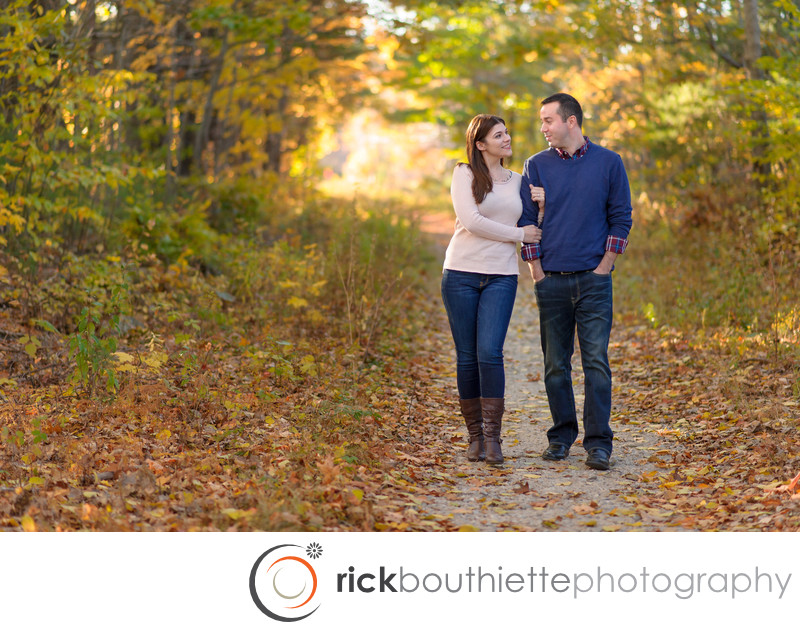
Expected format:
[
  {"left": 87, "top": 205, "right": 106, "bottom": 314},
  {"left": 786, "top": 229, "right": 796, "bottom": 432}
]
[{"left": 542, "top": 93, "right": 583, "bottom": 128}]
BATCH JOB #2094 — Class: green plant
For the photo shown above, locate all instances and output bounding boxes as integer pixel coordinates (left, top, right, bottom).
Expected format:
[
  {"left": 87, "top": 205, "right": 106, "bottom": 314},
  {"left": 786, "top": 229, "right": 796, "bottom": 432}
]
[
  {"left": 67, "top": 276, "right": 130, "bottom": 396},
  {"left": 69, "top": 301, "right": 120, "bottom": 395}
]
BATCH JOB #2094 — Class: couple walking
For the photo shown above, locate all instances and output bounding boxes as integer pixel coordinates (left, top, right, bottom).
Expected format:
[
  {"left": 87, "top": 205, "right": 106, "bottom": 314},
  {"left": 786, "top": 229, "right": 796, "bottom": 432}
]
[{"left": 441, "top": 93, "right": 633, "bottom": 471}]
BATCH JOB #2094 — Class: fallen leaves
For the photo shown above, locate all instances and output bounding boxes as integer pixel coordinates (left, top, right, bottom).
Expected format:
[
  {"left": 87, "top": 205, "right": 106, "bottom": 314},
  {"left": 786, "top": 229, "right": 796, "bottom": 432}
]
[
  {"left": 611, "top": 320, "right": 800, "bottom": 531},
  {"left": 2, "top": 250, "right": 798, "bottom": 533},
  {"left": 0, "top": 264, "right": 464, "bottom": 532},
  {"left": 771, "top": 471, "right": 800, "bottom": 497}
]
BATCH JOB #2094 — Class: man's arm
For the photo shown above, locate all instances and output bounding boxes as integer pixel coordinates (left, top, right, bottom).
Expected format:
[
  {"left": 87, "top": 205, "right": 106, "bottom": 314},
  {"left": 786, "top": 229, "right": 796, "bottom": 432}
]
[
  {"left": 519, "top": 158, "right": 544, "bottom": 263},
  {"left": 597, "top": 155, "right": 633, "bottom": 273},
  {"left": 518, "top": 158, "right": 540, "bottom": 228},
  {"left": 527, "top": 259, "right": 545, "bottom": 283},
  {"left": 593, "top": 250, "right": 618, "bottom": 275}
]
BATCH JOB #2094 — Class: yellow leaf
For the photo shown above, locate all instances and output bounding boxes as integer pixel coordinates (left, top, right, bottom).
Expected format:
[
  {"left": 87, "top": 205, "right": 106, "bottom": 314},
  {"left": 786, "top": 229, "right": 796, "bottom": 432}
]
[
  {"left": 156, "top": 429, "right": 171, "bottom": 441},
  {"left": 222, "top": 508, "right": 251, "bottom": 520},
  {"left": 113, "top": 352, "right": 137, "bottom": 372},
  {"left": 21, "top": 515, "right": 36, "bottom": 532},
  {"left": 309, "top": 280, "right": 327, "bottom": 296},
  {"left": 287, "top": 296, "right": 308, "bottom": 308},
  {"left": 458, "top": 525, "right": 480, "bottom": 532},
  {"left": 142, "top": 351, "right": 168, "bottom": 369},
  {"left": 300, "top": 354, "right": 316, "bottom": 374}
]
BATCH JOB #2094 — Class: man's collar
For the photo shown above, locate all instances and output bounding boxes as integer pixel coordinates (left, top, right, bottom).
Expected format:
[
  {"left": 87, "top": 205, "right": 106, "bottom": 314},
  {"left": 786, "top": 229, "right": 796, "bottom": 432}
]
[{"left": 554, "top": 136, "right": 590, "bottom": 160}]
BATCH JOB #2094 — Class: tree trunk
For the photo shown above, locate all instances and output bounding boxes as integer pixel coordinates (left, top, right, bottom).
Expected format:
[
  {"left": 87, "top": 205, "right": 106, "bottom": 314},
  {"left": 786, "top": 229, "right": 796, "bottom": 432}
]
[
  {"left": 165, "top": 19, "right": 179, "bottom": 196},
  {"left": 265, "top": 89, "right": 288, "bottom": 174},
  {"left": 264, "top": 22, "right": 294, "bottom": 174},
  {"left": 194, "top": 30, "right": 230, "bottom": 176},
  {"left": 742, "top": 0, "right": 770, "bottom": 178}
]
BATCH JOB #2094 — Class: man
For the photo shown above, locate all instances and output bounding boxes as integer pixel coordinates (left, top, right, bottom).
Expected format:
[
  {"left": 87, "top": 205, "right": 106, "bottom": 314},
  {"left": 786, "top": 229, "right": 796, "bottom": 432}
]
[{"left": 519, "top": 93, "right": 633, "bottom": 471}]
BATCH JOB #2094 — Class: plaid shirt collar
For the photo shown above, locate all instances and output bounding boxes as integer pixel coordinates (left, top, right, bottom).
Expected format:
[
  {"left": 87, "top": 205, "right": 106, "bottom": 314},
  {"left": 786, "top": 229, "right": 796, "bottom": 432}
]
[{"left": 554, "top": 136, "right": 590, "bottom": 160}]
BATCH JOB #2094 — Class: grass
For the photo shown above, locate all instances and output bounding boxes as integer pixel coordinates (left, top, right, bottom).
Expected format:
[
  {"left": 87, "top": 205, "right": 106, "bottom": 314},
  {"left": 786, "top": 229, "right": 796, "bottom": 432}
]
[{"left": 615, "top": 219, "right": 800, "bottom": 361}]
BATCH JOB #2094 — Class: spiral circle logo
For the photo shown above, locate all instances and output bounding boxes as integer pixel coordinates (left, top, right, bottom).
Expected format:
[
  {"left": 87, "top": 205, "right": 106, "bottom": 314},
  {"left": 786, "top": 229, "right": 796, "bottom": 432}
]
[{"left": 250, "top": 543, "right": 322, "bottom": 622}]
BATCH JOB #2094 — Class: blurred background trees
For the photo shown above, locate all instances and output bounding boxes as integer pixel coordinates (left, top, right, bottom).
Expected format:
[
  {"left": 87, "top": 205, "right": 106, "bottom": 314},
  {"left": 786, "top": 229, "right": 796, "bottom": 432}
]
[{"left": 1, "top": 0, "right": 798, "bottom": 337}]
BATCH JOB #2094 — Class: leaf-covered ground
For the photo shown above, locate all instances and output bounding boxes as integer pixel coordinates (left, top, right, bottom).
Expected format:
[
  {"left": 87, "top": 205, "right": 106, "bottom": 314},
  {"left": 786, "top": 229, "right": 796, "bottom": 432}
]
[
  {"left": 608, "top": 316, "right": 800, "bottom": 530},
  {"left": 1, "top": 266, "right": 799, "bottom": 532},
  {"left": 0, "top": 292, "right": 457, "bottom": 531},
  {"left": 410, "top": 297, "right": 800, "bottom": 532}
]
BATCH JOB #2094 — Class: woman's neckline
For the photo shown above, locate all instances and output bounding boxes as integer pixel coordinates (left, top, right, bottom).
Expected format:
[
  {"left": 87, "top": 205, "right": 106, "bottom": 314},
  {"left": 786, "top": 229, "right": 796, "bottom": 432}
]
[{"left": 491, "top": 168, "right": 513, "bottom": 184}]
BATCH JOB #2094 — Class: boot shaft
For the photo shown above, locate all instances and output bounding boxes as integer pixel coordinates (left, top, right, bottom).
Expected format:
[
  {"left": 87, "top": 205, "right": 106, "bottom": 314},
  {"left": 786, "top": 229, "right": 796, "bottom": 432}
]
[
  {"left": 459, "top": 398, "right": 483, "bottom": 439},
  {"left": 481, "top": 397, "right": 504, "bottom": 464},
  {"left": 480, "top": 397, "right": 504, "bottom": 440}
]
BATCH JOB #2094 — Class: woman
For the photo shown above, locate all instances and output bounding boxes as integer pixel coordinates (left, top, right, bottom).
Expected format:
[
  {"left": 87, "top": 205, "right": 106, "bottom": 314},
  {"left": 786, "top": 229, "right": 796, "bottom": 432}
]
[{"left": 442, "top": 114, "right": 544, "bottom": 465}]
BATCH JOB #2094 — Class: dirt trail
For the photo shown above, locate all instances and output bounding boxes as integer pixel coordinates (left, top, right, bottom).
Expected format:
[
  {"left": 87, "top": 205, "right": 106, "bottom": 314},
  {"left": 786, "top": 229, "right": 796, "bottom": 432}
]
[{"left": 420, "top": 218, "right": 681, "bottom": 531}]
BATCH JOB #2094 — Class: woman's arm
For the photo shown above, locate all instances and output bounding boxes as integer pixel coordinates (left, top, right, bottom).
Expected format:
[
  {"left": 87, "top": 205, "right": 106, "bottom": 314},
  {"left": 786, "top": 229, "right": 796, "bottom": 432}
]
[{"left": 450, "top": 165, "right": 526, "bottom": 243}]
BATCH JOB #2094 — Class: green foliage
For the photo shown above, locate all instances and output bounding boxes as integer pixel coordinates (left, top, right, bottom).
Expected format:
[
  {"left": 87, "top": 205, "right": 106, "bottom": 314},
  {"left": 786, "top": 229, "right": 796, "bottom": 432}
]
[
  {"left": 67, "top": 275, "right": 130, "bottom": 396},
  {"left": 0, "top": 0, "right": 374, "bottom": 288},
  {"left": 1, "top": 0, "right": 797, "bottom": 404},
  {"left": 0, "top": 1, "right": 146, "bottom": 255},
  {"left": 1, "top": 415, "right": 48, "bottom": 471},
  {"left": 69, "top": 302, "right": 119, "bottom": 395},
  {"left": 617, "top": 218, "right": 800, "bottom": 359},
  {"left": 387, "top": 1, "right": 555, "bottom": 161}
]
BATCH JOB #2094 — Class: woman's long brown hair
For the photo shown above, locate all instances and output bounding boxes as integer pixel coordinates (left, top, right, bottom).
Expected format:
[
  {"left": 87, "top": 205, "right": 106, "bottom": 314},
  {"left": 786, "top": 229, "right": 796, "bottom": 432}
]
[{"left": 462, "top": 114, "right": 506, "bottom": 204}]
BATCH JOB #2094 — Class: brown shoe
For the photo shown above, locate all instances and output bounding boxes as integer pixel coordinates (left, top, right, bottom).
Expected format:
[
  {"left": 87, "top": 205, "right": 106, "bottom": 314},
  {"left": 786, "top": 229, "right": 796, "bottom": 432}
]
[
  {"left": 481, "top": 397, "right": 504, "bottom": 465},
  {"left": 459, "top": 398, "right": 485, "bottom": 461}
]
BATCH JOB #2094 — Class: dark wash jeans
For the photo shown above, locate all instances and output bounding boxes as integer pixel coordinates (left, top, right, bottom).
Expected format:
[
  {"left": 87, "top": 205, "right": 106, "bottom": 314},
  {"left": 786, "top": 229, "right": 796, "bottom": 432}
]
[
  {"left": 534, "top": 270, "right": 614, "bottom": 454},
  {"left": 441, "top": 269, "right": 517, "bottom": 400}
]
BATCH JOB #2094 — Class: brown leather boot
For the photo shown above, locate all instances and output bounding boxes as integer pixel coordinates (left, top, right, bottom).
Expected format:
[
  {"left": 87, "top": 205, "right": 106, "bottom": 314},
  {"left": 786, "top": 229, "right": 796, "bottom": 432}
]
[
  {"left": 459, "top": 398, "right": 485, "bottom": 461},
  {"left": 481, "top": 397, "right": 504, "bottom": 465}
]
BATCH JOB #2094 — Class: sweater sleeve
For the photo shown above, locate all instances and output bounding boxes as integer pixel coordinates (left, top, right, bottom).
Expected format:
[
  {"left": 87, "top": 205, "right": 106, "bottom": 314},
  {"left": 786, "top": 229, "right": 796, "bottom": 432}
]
[
  {"left": 518, "top": 158, "right": 540, "bottom": 228},
  {"left": 451, "top": 165, "right": 525, "bottom": 243},
  {"left": 518, "top": 157, "right": 542, "bottom": 261},
  {"left": 605, "top": 155, "right": 633, "bottom": 251}
]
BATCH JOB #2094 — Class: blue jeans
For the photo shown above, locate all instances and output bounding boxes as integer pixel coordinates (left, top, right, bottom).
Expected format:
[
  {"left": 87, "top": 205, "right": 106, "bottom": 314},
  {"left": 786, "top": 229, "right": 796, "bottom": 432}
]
[
  {"left": 441, "top": 270, "right": 518, "bottom": 400},
  {"left": 534, "top": 271, "right": 614, "bottom": 453}
]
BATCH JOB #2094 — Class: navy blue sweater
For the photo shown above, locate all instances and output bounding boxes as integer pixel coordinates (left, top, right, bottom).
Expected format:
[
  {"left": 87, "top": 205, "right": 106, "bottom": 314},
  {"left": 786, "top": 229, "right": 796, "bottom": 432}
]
[{"left": 519, "top": 142, "right": 633, "bottom": 272}]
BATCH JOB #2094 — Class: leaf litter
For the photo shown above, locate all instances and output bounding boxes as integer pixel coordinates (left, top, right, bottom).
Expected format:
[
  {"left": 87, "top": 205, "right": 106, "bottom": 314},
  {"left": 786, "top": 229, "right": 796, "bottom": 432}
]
[{"left": 1, "top": 279, "right": 798, "bottom": 531}]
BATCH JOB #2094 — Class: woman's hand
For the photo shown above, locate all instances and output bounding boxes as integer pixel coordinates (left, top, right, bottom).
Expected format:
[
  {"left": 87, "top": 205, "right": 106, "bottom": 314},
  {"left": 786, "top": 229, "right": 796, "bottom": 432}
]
[
  {"left": 530, "top": 185, "right": 545, "bottom": 215},
  {"left": 522, "top": 224, "right": 542, "bottom": 243}
]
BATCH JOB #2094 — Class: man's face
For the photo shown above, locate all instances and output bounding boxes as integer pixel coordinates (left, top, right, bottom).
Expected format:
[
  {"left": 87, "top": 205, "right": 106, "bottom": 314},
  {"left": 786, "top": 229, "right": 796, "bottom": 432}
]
[{"left": 539, "top": 102, "right": 571, "bottom": 150}]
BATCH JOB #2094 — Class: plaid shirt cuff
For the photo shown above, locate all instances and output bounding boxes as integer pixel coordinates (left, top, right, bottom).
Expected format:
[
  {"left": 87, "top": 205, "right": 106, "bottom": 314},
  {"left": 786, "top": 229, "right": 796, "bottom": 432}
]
[
  {"left": 520, "top": 242, "right": 542, "bottom": 261},
  {"left": 606, "top": 235, "right": 628, "bottom": 254}
]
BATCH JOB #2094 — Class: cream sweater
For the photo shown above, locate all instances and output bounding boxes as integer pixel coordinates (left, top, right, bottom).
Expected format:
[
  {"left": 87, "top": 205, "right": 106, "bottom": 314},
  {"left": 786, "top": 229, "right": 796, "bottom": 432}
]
[{"left": 443, "top": 164, "right": 525, "bottom": 276}]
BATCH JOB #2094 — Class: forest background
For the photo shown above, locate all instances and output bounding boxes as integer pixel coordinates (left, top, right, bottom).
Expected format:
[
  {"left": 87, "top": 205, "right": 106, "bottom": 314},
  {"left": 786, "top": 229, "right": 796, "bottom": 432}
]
[{"left": 1, "top": 0, "right": 798, "bottom": 532}]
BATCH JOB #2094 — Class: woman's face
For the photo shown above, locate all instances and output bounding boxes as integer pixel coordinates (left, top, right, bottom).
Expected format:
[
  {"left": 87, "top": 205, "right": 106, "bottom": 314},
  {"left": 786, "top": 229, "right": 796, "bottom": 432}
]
[{"left": 476, "top": 123, "right": 512, "bottom": 160}]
